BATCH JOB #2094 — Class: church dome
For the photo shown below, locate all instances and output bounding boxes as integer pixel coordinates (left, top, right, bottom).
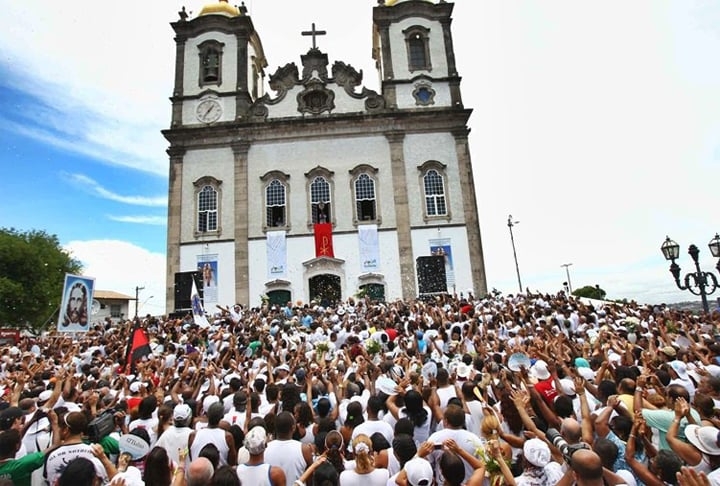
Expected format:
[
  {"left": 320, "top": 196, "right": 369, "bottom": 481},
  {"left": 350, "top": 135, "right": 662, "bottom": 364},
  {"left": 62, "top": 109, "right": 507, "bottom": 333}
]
[
  {"left": 198, "top": 0, "right": 241, "bottom": 18},
  {"left": 385, "top": 0, "right": 435, "bottom": 5}
]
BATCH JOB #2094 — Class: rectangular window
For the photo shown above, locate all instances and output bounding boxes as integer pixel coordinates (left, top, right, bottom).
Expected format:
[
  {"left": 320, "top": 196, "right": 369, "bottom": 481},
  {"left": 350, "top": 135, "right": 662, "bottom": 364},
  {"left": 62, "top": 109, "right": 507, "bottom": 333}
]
[{"left": 110, "top": 304, "right": 121, "bottom": 318}]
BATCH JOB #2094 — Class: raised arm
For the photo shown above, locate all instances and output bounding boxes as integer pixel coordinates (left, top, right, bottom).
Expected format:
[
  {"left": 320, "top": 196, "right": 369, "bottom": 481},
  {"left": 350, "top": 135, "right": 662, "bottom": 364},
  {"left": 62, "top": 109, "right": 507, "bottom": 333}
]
[{"left": 667, "top": 398, "right": 701, "bottom": 466}]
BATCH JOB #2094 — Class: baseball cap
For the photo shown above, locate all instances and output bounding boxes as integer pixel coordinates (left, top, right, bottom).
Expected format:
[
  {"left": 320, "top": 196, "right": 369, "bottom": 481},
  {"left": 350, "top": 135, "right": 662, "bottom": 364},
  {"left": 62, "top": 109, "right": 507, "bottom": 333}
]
[
  {"left": 244, "top": 426, "right": 267, "bottom": 455},
  {"left": 523, "top": 438, "right": 551, "bottom": 467},
  {"left": 404, "top": 458, "right": 433, "bottom": 486},
  {"left": 173, "top": 403, "right": 192, "bottom": 422},
  {"left": 129, "top": 382, "right": 142, "bottom": 394},
  {"left": 660, "top": 346, "right": 677, "bottom": 358}
]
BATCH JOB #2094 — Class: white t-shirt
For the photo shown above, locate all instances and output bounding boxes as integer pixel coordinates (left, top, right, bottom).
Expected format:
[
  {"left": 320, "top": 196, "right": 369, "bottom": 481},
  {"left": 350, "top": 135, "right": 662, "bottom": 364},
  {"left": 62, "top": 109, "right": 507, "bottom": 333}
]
[
  {"left": 339, "top": 468, "right": 390, "bottom": 486},
  {"left": 155, "top": 425, "right": 193, "bottom": 464},
  {"left": 383, "top": 406, "right": 432, "bottom": 446},
  {"left": 45, "top": 443, "right": 108, "bottom": 486},
  {"left": 426, "top": 428, "right": 482, "bottom": 484},
  {"left": 352, "top": 419, "right": 394, "bottom": 444}
]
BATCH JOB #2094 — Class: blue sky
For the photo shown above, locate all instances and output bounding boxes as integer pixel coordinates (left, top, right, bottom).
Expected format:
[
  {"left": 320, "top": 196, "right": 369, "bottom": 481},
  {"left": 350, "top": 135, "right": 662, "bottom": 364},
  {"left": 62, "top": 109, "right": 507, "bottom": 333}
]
[{"left": 1, "top": 0, "right": 720, "bottom": 316}]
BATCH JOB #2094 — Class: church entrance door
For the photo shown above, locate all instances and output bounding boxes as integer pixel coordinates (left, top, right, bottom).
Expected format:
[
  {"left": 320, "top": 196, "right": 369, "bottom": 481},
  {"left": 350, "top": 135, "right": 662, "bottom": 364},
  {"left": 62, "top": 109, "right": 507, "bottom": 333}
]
[{"left": 309, "top": 274, "right": 341, "bottom": 306}]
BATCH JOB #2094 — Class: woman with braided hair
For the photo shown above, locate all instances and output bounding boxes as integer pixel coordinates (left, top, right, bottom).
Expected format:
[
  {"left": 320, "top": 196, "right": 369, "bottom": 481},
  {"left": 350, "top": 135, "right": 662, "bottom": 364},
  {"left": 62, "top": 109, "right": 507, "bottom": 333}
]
[{"left": 338, "top": 434, "right": 389, "bottom": 486}]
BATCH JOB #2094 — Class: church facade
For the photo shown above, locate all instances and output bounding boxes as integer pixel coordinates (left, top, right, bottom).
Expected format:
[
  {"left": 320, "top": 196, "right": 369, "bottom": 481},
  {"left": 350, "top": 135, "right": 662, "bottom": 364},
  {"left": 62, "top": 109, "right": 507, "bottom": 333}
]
[{"left": 163, "top": 0, "right": 487, "bottom": 311}]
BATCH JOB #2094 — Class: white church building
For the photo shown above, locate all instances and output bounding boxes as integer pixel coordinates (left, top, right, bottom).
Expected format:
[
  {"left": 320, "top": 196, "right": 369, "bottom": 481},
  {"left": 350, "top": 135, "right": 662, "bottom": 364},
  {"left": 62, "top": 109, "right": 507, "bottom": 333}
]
[{"left": 163, "top": 0, "right": 487, "bottom": 311}]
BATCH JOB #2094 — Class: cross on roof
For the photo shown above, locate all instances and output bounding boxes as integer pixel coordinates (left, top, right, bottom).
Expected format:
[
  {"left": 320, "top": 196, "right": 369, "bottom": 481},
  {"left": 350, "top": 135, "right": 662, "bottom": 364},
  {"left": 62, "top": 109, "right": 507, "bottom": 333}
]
[{"left": 301, "top": 22, "right": 326, "bottom": 49}]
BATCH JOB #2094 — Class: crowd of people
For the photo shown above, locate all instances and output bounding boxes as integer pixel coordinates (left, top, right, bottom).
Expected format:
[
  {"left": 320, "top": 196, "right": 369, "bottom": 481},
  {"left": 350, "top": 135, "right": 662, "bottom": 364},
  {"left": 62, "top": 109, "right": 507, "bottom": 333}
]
[{"left": 1, "top": 290, "right": 720, "bottom": 486}]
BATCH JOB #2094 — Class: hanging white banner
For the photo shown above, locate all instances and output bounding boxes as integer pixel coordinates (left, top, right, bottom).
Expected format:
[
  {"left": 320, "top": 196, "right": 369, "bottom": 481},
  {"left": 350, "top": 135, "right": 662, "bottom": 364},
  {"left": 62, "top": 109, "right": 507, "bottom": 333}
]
[
  {"left": 358, "top": 224, "right": 380, "bottom": 272},
  {"left": 267, "top": 230, "right": 287, "bottom": 279}
]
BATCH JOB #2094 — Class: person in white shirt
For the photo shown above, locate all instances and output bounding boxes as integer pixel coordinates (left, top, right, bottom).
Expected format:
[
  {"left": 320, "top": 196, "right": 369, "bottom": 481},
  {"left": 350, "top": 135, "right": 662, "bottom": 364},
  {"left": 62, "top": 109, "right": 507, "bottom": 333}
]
[
  {"left": 127, "top": 396, "right": 159, "bottom": 446},
  {"left": 155, "top": 403, "right": 194, "bottom": 465},
  {"left": 264, "top": 411, "right": 312, "bottom": 486},
  {"left": 352, "top": 395, "right": 394, "bottom": 444},
  {"left": 425, "top": 405, "right": 484, "bottom": 485},
  {"left": 339, "top": 434, "right": 390, "bottom": 486}
]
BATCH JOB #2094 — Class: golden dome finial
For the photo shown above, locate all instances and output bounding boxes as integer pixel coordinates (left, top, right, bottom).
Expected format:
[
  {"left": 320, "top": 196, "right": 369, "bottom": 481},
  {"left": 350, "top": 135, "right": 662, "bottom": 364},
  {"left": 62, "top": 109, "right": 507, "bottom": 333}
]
[{"left": 198, "top": 0, "right": 241, "bottom": 18}]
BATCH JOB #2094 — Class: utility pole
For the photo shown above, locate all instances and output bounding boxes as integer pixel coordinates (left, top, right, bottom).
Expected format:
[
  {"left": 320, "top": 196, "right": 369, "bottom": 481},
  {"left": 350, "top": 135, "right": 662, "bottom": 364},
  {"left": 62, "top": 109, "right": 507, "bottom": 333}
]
[
  {"left": 561, "top": 263, "right": 573, "bottom": 293},
  {"left": 507, "top": 215, "right": 522, "bottom": 293},
  {"left": 134, "top": 286, "right": 145, "bottom": 318}
]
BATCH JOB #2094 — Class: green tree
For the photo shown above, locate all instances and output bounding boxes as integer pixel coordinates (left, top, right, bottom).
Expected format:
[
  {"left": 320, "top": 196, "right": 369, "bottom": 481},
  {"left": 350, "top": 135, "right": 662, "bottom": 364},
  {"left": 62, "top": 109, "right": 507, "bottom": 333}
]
[
  {"left": 572, "top": 284, "right": 607, "bottom": 300},
  {"left": 0, "top": 228, "right": 82, "bottom": 330}
]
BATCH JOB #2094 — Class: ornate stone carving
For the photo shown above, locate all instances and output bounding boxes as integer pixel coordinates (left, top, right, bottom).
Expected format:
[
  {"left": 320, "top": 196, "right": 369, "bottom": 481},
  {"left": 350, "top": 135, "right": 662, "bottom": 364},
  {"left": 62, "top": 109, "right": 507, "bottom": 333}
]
[
  {"left": 332, "top": 61, "right": 363, "bottom": 91},
  {"left": 300, "top": 48, "right": 329, "bottom": 82},
  {"left": 248, "top": 101, "right": 269, "bottom": 121},
  {"left": 297, "top": 81, "right": 335, "bottom": 115},
  {"left": 268, "top": 63, "right": 300, "bottom": 95},
  {"left": 364, "top": 90, "right": 386, "bottom": 112}
]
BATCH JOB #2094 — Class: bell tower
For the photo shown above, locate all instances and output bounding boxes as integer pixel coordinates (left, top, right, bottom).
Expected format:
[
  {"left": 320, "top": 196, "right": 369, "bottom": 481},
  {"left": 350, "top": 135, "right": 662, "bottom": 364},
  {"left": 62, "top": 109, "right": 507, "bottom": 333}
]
[
  {"left": 169, "top": 0, "right": 267, "bottom": 128},
  {"left": 373, "top": 0, "right": 462, "bottom": 110}
]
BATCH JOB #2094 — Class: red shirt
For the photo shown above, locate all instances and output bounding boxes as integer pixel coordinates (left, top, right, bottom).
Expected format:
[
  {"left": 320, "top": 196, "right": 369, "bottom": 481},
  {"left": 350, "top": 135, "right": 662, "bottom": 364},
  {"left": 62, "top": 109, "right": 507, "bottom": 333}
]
[
  {"left": 385, "top": 328, "right": 399, "bottom": 342},
  {"left": 533, "top": 378, "right": 558, "bottom": 406}
]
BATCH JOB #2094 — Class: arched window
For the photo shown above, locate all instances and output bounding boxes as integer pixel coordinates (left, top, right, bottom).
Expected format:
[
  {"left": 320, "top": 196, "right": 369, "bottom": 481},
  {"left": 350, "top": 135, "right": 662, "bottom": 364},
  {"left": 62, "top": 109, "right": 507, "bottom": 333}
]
[
  {"left": 261, "top": 171, "right": 290, "bottom": 231},
  {"left": 197, "top": 185, "right": 218, "bottom": 233},
  {"left": 265, "top": 179, "right": 286, "bottom": 228},
  {"left": 310, "top": 176, "right": 331, "bottom": 224},
  {"left": 193, "top": 176, "right": 223, "bottom": 236},
  {"left": 423, "top": 169, "right": 447, "bottom": 217},
  {"left": 403, "top": 26, "right": 432, "bottom": 72},
  {"left": 198, "top": 40, "right": 224, "bottom": 86},
  {"left": 354, "top": 174, "right": 376, "bottom": 222}
]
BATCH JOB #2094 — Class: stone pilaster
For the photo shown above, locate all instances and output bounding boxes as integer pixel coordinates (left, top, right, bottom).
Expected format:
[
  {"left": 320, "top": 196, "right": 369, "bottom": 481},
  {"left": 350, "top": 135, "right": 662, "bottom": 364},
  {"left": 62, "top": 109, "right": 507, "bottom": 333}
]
[
  {"left": 171, "top": 39, "right": 186, "bottom": 127},
  {"left": 377, "top": 21, "right": 397, "bottom": 108},
  {"left": 452, "top": 128, "right": 487, "bottom": 296},
  {"left": 232, "top": 140, "right": 251, "bottom": 306},
  {"left": 386, "top": 131, "right": 416, "bottom": 299},
  {"left": 235, "top": 33, "right": 251, "bottom": 119},
  {"left": 166, "top": 146, "right": 186, "bottom": 313}
]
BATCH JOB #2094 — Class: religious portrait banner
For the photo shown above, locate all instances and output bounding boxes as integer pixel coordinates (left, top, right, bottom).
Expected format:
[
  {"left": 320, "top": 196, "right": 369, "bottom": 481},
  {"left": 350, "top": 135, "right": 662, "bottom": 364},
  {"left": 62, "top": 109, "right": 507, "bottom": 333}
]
[
  {"left": 58, "top": 273, "right": 95, "bottom": 333},
  {"left": 429, "top": 238, "right": 455, "bottom": 287},
  {"left": 197, "top": 254, "right": 218, "bottom": 304}
]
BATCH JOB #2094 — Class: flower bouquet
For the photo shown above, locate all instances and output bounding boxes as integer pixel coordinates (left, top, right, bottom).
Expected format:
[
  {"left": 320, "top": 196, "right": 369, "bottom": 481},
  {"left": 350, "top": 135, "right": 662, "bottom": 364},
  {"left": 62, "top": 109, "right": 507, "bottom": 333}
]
[
  {"left": 365, "top": 338, "right": 381, "bottom": 356},
  {"left": 315, "top": 341, "right": 330, "bottom": 362}
]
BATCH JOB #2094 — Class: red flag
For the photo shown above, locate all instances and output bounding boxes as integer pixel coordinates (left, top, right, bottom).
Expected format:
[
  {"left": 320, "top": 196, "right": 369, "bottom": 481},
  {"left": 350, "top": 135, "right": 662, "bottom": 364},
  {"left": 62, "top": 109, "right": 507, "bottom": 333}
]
[
  {"left": 314, "top": 223, "right": 334, "bottom": 257},
  {"left": 125, "top": 323, "right": 151, "bottom": 373}
]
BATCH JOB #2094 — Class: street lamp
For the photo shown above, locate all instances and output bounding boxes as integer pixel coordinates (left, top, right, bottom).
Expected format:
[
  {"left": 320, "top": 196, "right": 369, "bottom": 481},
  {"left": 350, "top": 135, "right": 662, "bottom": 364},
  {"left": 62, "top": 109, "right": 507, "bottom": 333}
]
[
  {"left": 139, "top": 296, "right": 154, "bottom": 315},
  {"left": 561, "top": 263, "right": 573, "bottom": 293},
  {"left": 660, "top": 235, "right": 720, "bottom": 313},
  {"left": 507, "top": 215, "right": 522, "bottom": 293}
]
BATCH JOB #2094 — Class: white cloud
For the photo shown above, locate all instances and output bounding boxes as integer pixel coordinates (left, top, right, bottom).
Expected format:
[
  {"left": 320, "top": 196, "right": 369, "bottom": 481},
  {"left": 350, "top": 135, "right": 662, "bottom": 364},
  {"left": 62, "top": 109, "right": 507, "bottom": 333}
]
[
  {"left": 107, "top": 215, "right": 167, "bottom": 226},
  {"left": 63, "top": 240, "right": 167, "bottom": 317},
  {"left": 62, "top": 173, "right": 167, "bottom": 207}
]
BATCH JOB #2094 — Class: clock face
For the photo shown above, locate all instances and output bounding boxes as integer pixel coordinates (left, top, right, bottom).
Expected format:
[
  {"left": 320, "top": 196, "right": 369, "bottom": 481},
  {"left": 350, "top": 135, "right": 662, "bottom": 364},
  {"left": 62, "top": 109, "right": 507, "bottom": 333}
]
[{"left": 196, "top": 99, "right": 222, "bottom": 123}]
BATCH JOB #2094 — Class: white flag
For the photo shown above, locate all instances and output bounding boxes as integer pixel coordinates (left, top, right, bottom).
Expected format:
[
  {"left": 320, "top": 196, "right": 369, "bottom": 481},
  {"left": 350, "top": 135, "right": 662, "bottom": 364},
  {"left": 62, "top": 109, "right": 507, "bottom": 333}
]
[{"left": 191, "top": 279, "right": 210, "bottom": 328}]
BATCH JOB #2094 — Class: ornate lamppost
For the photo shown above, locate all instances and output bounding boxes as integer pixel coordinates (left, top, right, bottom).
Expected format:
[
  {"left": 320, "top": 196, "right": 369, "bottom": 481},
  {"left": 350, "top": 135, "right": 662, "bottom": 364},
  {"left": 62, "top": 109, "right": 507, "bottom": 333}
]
[{"left": 660, "top": 235, "right": 720, "bottom": 313}]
